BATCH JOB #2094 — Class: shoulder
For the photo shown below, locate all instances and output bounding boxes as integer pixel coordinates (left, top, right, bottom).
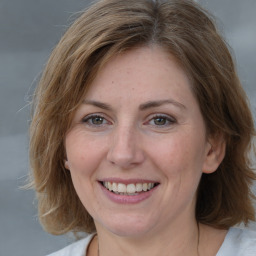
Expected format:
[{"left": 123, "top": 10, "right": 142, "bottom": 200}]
[
  {"left": 217, "top": 224, "right": 256, "bottom": 256},
  {"left": 46, "top": 234, "right": 95, "bottom": 256}
]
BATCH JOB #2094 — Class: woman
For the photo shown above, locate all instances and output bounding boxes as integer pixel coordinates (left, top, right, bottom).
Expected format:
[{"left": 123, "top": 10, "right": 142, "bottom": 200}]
[{"left": 29, "top": 0, "right": 256, "bottom": 255}]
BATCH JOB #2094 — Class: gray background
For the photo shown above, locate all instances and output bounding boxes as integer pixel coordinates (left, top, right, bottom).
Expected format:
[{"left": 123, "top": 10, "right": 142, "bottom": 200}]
[{"left": 0, "top": 0, "right": 255, "bottom": 255}]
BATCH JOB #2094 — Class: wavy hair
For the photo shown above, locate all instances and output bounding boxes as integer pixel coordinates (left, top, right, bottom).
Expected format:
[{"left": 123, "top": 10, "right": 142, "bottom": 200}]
[{"left": 29, "top": 0, "right": 256, "bottom": 234}]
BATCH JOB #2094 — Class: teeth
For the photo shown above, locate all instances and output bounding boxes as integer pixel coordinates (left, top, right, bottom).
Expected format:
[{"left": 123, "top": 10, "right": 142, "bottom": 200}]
[
  {"left": 142, "top": 183, "right": 148, "bottom": 191},
  {"left": 102, "top": 182, "right": 156, "bottom": 194},
  {"left": 117, "top": 183, "right": 127, "bottom": 193},
  {"left": 127, "top": 184, "right": 136, "bottom": 193},
  {"left": 112, "top": 182, "right": 118, "bottom": 192},
  {"left": 136, "top": 183, "right": 143, "bottom": 192},
  {"left": 107, "top": 182, "right": 112, "bottom": 191}
]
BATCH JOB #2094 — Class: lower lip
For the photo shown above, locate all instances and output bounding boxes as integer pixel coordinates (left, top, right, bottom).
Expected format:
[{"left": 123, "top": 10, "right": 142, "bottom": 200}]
[{"left": 100, "top": 183, "right": 158, "bottom": 204}]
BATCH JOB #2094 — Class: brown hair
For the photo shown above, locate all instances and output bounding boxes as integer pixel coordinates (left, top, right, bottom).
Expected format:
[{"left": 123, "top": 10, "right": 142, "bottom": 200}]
[{"left": 30, "top": 0, "right": 256, "bottom": 235}]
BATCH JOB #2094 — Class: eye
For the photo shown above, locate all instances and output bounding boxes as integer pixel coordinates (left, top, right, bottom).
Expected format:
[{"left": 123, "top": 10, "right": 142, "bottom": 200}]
[
  {"left": 153, "top": 116, "right": 168, "bottom": 126},
  {"left": 82, "top": 114, "right": 111, "bottom": 127},
  {"left": 146, "top": 114, "right": 176, "bottom": 127}
]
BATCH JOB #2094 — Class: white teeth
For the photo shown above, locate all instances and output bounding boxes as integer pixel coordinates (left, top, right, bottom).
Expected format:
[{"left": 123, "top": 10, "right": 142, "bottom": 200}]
[
  {"left": 102, "top": 182, "right": 156, "bottom": 194},
  {"left": 142, "top": 183, "right": 148, "bottom": 191},
  {"left": 127, "top": 184, "right": 136, "bottom": 193},
  {"left": 107, "top": 182, "right": 112, "bottom": 191},
  {"left": 112, "top": 182, "right": 118, "bottom": 192},
  {"left": 117, "top": 183, "right": 127, "bottom": 193},
  {"left": 136, "top": 183, "right": 143, "bottom": 192}
]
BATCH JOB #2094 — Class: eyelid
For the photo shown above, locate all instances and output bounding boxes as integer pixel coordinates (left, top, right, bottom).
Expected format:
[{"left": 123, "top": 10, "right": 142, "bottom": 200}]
[
  {"left": 144, "top": 113, "right": 177, "bottom": 127},
  {"left": 82, "top": 113, "right": 113, "bottom": 126}
]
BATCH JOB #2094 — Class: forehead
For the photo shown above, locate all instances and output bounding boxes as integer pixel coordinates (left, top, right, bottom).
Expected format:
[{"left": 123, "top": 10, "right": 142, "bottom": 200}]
[{"left": 84, "top": 46, "right": 193, "bottom": 103}]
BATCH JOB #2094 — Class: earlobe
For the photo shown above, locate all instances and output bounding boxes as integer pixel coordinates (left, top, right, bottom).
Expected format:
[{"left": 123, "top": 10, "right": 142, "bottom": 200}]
[
  {"left": 64, "top": 160, "right": 70, "bottom": 170},
  {"left": 203, "top": 136, "right": 226, "bottom": 174}
]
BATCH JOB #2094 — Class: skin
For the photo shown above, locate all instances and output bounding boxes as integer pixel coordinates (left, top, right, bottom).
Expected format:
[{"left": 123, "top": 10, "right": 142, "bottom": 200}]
[{"left": 65, "top": 46, "right": 226, "bottom": 256}]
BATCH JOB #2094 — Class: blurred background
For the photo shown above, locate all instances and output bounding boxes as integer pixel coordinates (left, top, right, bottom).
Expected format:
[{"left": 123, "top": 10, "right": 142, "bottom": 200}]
[{"left": 0, "top": 0, "right": 255, "bottom": 255}]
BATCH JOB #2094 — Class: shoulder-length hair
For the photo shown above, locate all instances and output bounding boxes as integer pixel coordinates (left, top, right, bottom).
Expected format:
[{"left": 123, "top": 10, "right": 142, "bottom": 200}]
[{"left": 30, "top": 0, "right": 256, "bottom": 234}]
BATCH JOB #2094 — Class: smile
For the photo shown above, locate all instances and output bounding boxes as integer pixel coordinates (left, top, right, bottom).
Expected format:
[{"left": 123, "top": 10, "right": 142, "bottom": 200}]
[{"left": 101, "top": 181, "right": 159, "bottom": 195}]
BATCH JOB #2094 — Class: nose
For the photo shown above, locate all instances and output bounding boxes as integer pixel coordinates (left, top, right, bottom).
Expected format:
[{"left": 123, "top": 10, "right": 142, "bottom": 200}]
[{"left": 107, "top": 125, "right": 145, "bottom": 169}]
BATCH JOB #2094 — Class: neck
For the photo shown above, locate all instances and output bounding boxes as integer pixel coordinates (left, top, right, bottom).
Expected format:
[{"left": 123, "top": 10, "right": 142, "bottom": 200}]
[{"left": 95, "top": 219, "right": 200, "bottom": 256}]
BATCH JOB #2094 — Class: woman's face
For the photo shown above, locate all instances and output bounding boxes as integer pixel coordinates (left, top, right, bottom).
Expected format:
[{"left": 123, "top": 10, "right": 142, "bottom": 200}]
[{"left": 65, "top": 46, "right": 213, "bottom": 237}]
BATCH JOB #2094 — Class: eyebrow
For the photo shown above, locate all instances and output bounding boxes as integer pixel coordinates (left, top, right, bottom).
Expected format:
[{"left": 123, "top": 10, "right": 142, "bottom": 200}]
[
  {"left": 82, "top": 99, "right": 186, "bottom": 111},
  {"left": 82, "top": 100, "right": 113, "bottom": 111},
  {"left": 139, "top": 99, "right": 186, "bottom": 111}
]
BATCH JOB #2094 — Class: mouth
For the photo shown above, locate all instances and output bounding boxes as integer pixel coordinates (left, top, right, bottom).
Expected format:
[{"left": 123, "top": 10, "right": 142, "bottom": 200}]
[{"left": 100, "top": 181, "right": 160, "bottom": 196}]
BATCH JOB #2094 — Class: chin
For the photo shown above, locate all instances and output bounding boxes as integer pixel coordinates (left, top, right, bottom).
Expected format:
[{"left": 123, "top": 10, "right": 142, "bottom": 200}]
[
  {"left": 96, "top": 214, "right": 155, "bottom": 238},
  {"left": 107, "top": 226, "right": 151, "bottom": 238}
]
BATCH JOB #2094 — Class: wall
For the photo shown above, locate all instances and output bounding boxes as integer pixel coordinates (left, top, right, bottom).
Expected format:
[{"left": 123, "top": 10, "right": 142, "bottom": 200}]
[{"left": 0, "top": 0, "right": 255, "bottom": 255}]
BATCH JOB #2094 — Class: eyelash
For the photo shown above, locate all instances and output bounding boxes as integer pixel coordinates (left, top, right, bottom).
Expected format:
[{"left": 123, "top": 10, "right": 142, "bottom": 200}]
[
  {"left": 82, "top": 114, "right": 111, "bottom": 127},
  {"left": 82, "top": 113, "right": 176, "bottom": 128},
  {"left": 146, "top": 114, "right": 176, "bottom": 127}
]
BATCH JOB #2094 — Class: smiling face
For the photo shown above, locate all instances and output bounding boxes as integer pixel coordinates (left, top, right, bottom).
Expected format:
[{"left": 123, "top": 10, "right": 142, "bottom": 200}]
[{"left": 65, "top": 46, "right": 215, "bottom": 238}]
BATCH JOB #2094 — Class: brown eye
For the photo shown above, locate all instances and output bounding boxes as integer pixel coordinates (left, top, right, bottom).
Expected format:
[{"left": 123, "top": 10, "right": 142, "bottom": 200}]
[
  {"left": 146, "top": 114, "right": 176, "bottom": 128},
  {"left": 153, "top": 117, "right": 167, "bottom": 126},
  {"left": 91, "top": 116, "right": 104, "bottom": 125},
  {"left": 82, "top": 115, "right": 109, "bottom": 126}
]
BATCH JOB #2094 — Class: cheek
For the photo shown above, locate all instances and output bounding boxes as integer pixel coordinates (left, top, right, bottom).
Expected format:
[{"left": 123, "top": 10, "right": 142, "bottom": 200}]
[
  {"left": 65, "top": 130, "right": 105, "bottom": 176},
  {"left": 65, "top": 132, "right": 105, "bottom": 210},
  {"left": 146, "top": 133, "right": 206, "bottom": 176}
]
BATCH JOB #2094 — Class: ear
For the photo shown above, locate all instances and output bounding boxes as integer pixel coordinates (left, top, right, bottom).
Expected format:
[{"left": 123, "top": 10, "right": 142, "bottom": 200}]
[
  {"left": 202, "top": 134, "right": 226, "bottom": 174},
  {"left": 64, "top": 160, "right": 70, "bottom": 170}
]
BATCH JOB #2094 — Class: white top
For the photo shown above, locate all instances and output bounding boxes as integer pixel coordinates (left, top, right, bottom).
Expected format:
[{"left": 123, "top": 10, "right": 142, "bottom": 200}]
[
  {"left": 47, "top": 226, "right": 256, "bottom": 256},
  {"left": 47, "top": 234, "right": 95, "bottom": 256},
  {"left": 216, "top": 226, "right": 256, "bottom": 255}
]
